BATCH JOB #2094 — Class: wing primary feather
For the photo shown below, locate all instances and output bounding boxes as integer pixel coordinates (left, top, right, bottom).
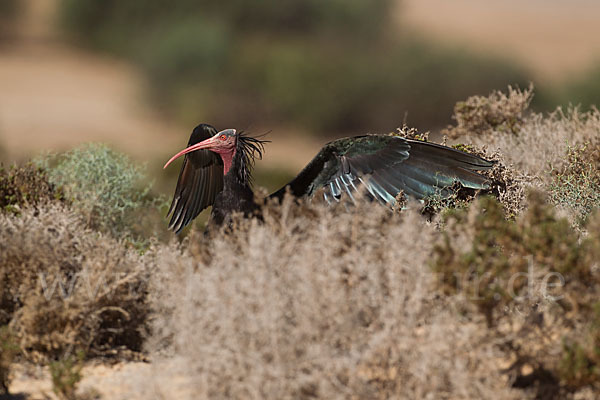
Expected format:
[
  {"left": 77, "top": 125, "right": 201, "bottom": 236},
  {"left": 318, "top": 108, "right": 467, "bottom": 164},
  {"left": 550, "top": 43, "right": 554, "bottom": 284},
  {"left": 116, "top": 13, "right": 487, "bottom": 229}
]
[
  {"left": 358, "top": 176, "right": 378, "bottom": 200},
  {"left": 339, "top": 174, "right": 357, "bottom": 203},
  {"left": 167, "top": 158, "right": 189, "bottom": 218},
  {"left": 181, "top": 167, "right": 204, "bottom": 230},
  {"left": 368, "top": 179, "right": 396, "bottom": 205},
  {"left": 334, "top": 179, "right": 344, "bottom": 199},
  {"left": 169, "top": 168, "right": 197, "bottom": 232},
  {"left": 329, "top": 181, "right": 341, "bottom": 200},
  {"left": 168, "top": 186, "right": 188, "bottom": 231},
  {"left": 371, "top": 170, "right": 402, "bottom": 198}
]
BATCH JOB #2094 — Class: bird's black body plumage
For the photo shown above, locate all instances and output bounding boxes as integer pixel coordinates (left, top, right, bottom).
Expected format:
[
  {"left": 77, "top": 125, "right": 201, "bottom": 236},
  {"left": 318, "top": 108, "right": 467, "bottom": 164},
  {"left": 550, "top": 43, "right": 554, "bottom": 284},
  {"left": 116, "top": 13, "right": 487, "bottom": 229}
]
[
  {"left": 166, "top": 124, "right": 494, "bottom": 232},
  {"left": 209, "top": 133, "right": 265, "bottom": 226}
]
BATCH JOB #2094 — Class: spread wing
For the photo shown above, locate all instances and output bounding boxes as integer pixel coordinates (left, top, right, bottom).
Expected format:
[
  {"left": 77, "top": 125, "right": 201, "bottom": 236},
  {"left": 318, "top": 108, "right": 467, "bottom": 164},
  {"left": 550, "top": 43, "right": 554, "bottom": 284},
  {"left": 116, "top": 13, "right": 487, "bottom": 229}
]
[
  {"left": 167, "top": 125, "right": 224, "bottom": 233},
  {"left": 270, "top": 135, "right": 494, "bottom": 205}
]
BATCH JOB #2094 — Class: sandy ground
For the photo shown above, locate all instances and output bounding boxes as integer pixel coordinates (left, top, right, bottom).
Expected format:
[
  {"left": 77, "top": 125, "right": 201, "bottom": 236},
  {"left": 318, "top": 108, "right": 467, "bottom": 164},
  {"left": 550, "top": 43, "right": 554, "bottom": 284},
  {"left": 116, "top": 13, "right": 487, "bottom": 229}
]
[{"left": 7, "top": 359, "right": 195, "bottom": 400}]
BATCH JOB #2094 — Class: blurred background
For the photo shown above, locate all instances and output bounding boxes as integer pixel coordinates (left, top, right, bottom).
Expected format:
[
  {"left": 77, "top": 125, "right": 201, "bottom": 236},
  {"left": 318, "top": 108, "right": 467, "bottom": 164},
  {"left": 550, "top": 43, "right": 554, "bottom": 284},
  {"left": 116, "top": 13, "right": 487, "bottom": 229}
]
[{"left": 1, "top": 0, "right": 600, "bottom": 195}]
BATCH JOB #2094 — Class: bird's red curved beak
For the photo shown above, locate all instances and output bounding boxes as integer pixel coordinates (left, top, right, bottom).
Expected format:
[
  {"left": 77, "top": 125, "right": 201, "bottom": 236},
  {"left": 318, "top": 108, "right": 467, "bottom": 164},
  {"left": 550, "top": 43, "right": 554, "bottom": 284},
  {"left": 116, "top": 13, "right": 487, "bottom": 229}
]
[{"left": 163, "top": 132, "right": 227, "bottom": 169}]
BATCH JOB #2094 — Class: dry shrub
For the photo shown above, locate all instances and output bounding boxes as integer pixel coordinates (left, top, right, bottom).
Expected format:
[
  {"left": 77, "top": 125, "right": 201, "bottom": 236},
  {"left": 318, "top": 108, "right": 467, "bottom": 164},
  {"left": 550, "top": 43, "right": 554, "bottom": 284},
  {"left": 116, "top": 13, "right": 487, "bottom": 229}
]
[
  {"left": 433, "top": 192, "right": 600, "bottom": 397},
  {"left": 479, "top": 150, "right": 529, "bottom": 219},
  {"left": 441, "top": 85, "right": 534, "bottom": 217},
  {"left": 460, "top": 104, "right": 600, "bottom": 181},
  {"left": 0, "top": 163, "right": 63, "bottom": 215},
  {"left": 481, "top": 108, "right": 600, "bottom": 222},
  {"left": 498, "top": 109, "right": 598, "bottom": 188},
  {"left": 445, "top": 86, "right": 600, "bottom": 220},
  {"left": 145, "top": 197, "right": 520, "bottom": 399},
  {"left": 0, "top": 204, "right": 152, "bottom": 363},
  {"left": 394, "top": 125, "right": 527, "bottom": 218},
  {"left": 443, "top": 84, "right": 533, "bottom": 140},
  {"left": 549, "top": 141, "right": 600, "bottom": 222}
]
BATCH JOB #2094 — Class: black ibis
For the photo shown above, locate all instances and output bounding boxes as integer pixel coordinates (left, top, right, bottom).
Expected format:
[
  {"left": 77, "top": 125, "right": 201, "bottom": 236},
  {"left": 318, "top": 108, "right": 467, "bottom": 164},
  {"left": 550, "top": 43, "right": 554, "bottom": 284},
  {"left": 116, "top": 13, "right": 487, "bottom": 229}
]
[{"left": 164, "top": 124, "right": 494, "bottom": 232}]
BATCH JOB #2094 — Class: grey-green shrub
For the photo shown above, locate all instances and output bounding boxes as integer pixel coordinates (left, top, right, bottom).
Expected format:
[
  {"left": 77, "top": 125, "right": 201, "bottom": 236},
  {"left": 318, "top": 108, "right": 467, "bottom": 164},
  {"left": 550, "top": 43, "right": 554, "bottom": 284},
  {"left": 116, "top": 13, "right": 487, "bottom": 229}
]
[{"left": 40, "top": 143, "right": 158, "bottom": 239}]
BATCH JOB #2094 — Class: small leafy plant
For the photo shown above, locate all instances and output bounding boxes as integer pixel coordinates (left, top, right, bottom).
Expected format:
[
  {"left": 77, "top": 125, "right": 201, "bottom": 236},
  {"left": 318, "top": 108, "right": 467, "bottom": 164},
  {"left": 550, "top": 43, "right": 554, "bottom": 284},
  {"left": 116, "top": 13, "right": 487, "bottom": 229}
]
[
  {"left": 50, "top": 351, "right": 85, "bottom": 400},
  {"left": 0, "top": 326, "right": 19, "bottom": 394}
]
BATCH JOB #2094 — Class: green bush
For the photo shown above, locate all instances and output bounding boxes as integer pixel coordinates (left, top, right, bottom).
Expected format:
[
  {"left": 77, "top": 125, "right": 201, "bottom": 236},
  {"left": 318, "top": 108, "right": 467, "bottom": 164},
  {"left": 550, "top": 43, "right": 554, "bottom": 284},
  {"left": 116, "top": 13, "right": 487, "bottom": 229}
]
[
  {"left": 59, "top": 0, "right": 390, "bottom": 44},
  {"left": 39, "top": 143, "right": 160, "bottom": 240},
  {"left": 50, "top": 351, "right": 84, "bottom": 400}
]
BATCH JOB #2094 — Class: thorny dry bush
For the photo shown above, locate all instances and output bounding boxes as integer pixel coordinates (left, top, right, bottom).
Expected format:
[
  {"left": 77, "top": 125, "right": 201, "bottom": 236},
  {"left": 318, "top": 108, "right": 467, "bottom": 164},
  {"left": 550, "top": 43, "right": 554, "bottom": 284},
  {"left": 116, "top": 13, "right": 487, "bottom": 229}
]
[
  {"left": 145, "top": 198, "right": 521, "bottom": 400},
  {"left": 433, "top": 192, "right": 600, "bottom": 398},
  {"left": 141, "top": 193, "right": 600, "bottom": 400},
  {"left": 395, "top": 122, "right": 527, "bottom": 219},
  {"left": 0, "top": 204, "right": 151, "bottom": 363},
  {"left": 0, "top": 162, "right": 64, "bottom": 215},
  {"left": 442, "top": 84, "right": 533, "bottom": 140},
  {"left": 444, "top": 85, "right": 600, "bottom": 221}
]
